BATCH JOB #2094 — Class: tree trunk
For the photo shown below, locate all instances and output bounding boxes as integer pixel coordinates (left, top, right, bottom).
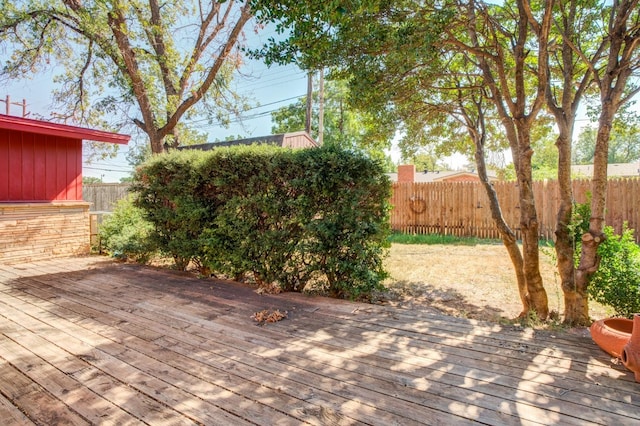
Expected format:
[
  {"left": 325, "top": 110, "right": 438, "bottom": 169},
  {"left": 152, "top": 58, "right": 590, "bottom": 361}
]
[
  {"left": 463, "top": 0, "right": 552, "bottom": 320},
  {"left": 148, "top": 130, "right": 165, "bottom": 155},
  {"left": 541, "top": 0, "right": 593, "bottom": 326},
  {"left": 483, "top": 182, "right": 528, "bottom": 316},
  {"left": 556, "top": 125, "right": 591, "bottom": 324},
  {"left": 473, "top": 130, "right": 528, "bottom": 317},
  {"left": 514, "top": 125, "right": 549, "bottom": 320},
  {"left": 554, "top": 127, "right": 587, "bottom": 325},
  {"left": 573, "top": 101, "right": 615, "bottom": 324},
  {"left": 568, "top": 0, "right": 640, "bottom": 325}
]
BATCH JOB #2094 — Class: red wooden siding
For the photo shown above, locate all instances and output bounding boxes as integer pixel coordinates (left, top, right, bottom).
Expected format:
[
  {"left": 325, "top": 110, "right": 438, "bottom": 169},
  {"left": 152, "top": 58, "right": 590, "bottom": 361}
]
[{"left": 0, "top": 127, "right": 82, "bottom": 202}]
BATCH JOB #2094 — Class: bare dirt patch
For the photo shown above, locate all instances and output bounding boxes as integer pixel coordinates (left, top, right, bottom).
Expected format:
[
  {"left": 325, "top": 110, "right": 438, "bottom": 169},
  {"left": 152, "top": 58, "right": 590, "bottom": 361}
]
[{"left": 383, "top": 243, "right": 611, "bottom": 324}]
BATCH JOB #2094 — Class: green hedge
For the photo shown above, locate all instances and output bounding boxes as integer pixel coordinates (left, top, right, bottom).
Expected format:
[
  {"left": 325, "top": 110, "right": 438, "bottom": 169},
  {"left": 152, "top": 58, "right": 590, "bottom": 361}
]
[
  {"left": 589, "top": 224, "right": 640, "bottom": 318},
  {"left": 98, "top": 195, "right": 157, "bottom": 263},
  {"left": 130, "top": 145, "right": 391, "bottom": 299}
]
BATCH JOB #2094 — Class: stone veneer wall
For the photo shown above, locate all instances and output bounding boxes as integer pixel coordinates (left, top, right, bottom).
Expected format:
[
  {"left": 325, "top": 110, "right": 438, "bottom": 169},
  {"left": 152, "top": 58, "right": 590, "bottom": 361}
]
[{"left": 0, "top": 202, "right": 91, "bottom": 265}]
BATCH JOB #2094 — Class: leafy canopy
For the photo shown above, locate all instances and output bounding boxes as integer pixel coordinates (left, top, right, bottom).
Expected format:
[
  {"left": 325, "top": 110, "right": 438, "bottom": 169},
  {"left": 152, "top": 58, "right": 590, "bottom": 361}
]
[
  {"left": 0, "top": 0, "right": 253, "bottom": 153},
  {"left": 270, "top": 78, "right": 395, "bottom": 169},
  {"left": 574, "top": 103, "right": 640, "bottom": 165}
]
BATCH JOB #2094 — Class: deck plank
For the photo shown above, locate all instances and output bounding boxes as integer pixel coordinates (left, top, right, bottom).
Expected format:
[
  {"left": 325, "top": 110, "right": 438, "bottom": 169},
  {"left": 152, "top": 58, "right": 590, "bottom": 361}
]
[
  {"left": 0, "top": 392, "right": 34, "bottom": 426},
  {"left": 0, "top": 357, "right": 89, "bottom": 426},
  {"left": 0, "top": 316, "right": 193, "bottom": 426},
  {"left": 1, "top": 257, "right": 639, "bottom": 425},
  {"left": 10, "top": 267, "right": 527, "bottom": 424},
  {"left": 0, "top": 290, "right": 274, "bottom": 426},
  {"left": 4, "top": 269, "right": 454, "bottom": 424}
]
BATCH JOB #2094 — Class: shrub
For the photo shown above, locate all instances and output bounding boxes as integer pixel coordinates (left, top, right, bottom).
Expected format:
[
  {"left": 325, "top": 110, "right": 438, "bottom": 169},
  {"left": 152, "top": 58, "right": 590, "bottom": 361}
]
[
  {"left": 569, "top": 200, "right": 640, "bottom": 318},
  {"left": 131, "top": 150, "right": 213, "bottom": 271},
  {"left": 198, "top": 146, "right": 304, "bottom": 285},
  {"left": 569, "top": 198, "right": 591, "bottom": 247},
  {"left": 98, "top": 195, "right": 156, "bottom": 263},
  {"left": 589, "top": 224, "right": 640, "bottom": 318},
  {"left": 294, "top": 146, "right": 391, "bottom": 299},
  {"left": 131, "top": 145, "right": 391, "bottom": 299}
]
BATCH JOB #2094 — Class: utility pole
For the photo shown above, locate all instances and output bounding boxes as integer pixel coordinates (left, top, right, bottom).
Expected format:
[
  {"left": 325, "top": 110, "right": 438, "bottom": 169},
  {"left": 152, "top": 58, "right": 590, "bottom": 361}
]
[
  {"left": 1, "top": 95, "right": 29, "bottom": 117},
  {"left": 318, "top": 68, "right": 324, "bottom": 146},
  {"left": 305, "top": 73, "right": 313, "bottom": 135}
]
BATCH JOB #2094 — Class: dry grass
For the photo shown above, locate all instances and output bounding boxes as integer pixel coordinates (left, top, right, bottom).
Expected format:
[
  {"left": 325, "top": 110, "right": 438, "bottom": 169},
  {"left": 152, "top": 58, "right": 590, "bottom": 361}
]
[{"left": 383, "top": 243, "right": 612, "bottom": 325}]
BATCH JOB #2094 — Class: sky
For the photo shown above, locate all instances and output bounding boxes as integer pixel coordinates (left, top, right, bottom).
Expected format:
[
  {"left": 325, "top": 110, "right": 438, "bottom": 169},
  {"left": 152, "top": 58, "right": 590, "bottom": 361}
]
[
  {"left": 2, "top": 58, "right": 311, "bottom": 182},
  {"left": 0, "top": 17, "right": 317, "bottom": 183}
]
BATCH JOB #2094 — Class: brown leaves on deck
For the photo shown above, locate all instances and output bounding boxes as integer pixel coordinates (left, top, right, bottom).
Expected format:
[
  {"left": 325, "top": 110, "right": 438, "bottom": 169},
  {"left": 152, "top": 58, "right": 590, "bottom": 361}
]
[
  {"left": 255, "top": 283, "right": 282, "bottom": 295},
  {"left": 251, "top": 309, "right": 288, "bottom": 325}
]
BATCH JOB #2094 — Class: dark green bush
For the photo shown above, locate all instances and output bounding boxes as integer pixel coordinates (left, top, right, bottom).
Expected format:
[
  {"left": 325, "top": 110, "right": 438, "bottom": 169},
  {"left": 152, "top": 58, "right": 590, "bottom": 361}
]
[
  {"left": 131, "top": 150, "right": 213, "bottom": 271},
  {"left": 293, "top": 147, "right": 390, "bottom": 298},
  {"left": 589, "top": 224, "right": 640, "bottom": 318},
  {"left": 131, "top": 145, "right": 391, "bottom": 299},
  {"left": 569, "top": 198, "right": 592, "bottom": 247},
  {"left": 568, "top": 200, "right": 640, "bottom": 317},
  {"left": 98, "top": 195, "right": 156, "bottom": 263},
  {"left": 199, "top": 147, "right": 304, "bottom": 285}
]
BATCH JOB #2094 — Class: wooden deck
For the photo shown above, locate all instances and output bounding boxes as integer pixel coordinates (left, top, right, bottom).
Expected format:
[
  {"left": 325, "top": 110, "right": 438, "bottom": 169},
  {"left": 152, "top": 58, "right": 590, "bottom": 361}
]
[{"left": 0, "top": 257, "right": 638, "bottom": 425}]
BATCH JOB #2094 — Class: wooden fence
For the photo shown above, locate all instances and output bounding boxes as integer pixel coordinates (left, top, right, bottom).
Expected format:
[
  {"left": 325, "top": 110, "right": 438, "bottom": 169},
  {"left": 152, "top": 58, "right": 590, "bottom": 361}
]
[
  {"left": 390, "top": 179, "right": 640, "bottom": 243},
  {"left": 83, "top": 180, "right": 640, "bottom": 243},
  {"left": 83, "top": 183, "right": 131, "bottom": 212}
]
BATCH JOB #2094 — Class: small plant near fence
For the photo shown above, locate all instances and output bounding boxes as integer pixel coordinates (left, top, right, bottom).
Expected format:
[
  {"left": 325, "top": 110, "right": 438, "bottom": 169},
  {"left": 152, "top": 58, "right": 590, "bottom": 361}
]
[
  {"left": 126, "top": 145, "right": 391, "bottom": 300},
  {"left": 98, "top": 195, "right": 157, "bottom": 263},
  {"left": 589, "top": 224, "right": 640, "bottom": 318},
  {"left": 570, "top": 201, "right": 640, "bottom": 318}
]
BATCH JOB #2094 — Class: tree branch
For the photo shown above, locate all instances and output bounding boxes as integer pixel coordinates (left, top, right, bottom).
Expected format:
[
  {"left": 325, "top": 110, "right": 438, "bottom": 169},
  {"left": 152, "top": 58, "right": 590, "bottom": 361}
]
[
  {"left": 162, "top": 2, "right": 252, "bottom": 139},
  {"left": 178, "top": 1, "right": 222, "bottom": 94},
  {"left": 107, "top": 5, "right": 157, "bottom": 138},
  {"left": 145, "top": 0, "right": 178, "bottom": 98}
]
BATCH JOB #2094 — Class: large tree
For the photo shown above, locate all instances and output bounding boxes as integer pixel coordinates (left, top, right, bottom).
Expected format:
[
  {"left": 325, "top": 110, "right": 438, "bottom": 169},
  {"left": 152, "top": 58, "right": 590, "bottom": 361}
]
[
  {"left": 508, "top": 0, "right": 640, "bottom": 325},
  {"left": 252, "top": 0, "right": 552, "bottom": 318},
  {"left": 454, "top": 0, "right": 554, "bottom": 318},
  {"left": 529, "top": 0, "right": 599, "bottom": 326},
  {"left": 0, "top": 0, "right": 253, "bottom": 154},
  {"left": 254, "top": 0, "right": 640, "bottom": 323},
  {"left": 571, "top": 0, "right": 640, "bottom": 324}
]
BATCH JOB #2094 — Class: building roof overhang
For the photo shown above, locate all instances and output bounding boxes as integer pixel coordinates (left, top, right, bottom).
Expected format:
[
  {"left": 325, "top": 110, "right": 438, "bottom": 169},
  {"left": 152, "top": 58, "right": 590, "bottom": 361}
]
[{"left": 0, "top": 114, "right": 130, "bottom": 144}]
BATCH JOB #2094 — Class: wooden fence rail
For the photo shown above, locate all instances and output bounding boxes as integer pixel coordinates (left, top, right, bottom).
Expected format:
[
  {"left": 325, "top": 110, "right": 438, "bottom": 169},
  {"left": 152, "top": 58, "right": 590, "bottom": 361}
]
[{"left": 390, "top": 179, "right": 640, "bottom": 243}]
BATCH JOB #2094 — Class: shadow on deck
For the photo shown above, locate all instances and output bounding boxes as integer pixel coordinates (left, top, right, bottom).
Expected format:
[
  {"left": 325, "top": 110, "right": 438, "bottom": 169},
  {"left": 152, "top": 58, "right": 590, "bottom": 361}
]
[{"left": 0, "top": 256, "right": 638, "bottom": 425}]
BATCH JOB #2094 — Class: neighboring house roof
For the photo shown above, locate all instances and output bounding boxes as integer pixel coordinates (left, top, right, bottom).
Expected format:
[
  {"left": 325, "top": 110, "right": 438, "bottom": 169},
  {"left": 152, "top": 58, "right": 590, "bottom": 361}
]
[
  {"left": 571, "top": 162, "right": 640, "bottom": 178},
  {"left": 431, "top": 170, "right": 498, "bottom": 182},
  {"left": 180, "top": 131, "right": 319, "bottom": 151},
  {"left": 0, "top": 114, "right": 130, "bottom": 144},
  {"left": 387, "top": 170, "right": 498, "bottom": 183}
]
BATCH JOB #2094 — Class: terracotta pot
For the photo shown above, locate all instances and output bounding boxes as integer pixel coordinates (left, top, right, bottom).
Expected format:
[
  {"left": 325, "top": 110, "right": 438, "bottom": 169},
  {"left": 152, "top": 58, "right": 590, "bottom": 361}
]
[
  {"left": 622, "top": 314, "right": 640, "bottom": 382},
  {"left": 590, "top": 317, "right": 633, "bottom": 358}
]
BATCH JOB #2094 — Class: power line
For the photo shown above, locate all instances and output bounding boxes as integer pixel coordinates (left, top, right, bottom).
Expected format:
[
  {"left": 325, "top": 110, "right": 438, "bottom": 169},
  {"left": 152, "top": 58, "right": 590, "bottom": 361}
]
[
  {"left": 84, "top": 166, "right": 132, "bottom": 174},
  {"left": 83, "top": 161, "right": 132, "bottom": 170},
  {"left": 82, "top": 156, "right": 132, "bottom": 168},
  {"left": 240, "top": 63, "right": 303, "bottom": 77},
  {"left": 185, "top": 93, "right": 305, "bottom": 127},
  {"left": 193, "top": 104, "right": 298, "bottom": 130},
  {"left": 236, "top": 62, "right": 303, "bottom": 77},
  {"left": 235, "top": 72, "right": 306, "bottom": 91},
  {"left": 85, "top": 165, "right": 132, "bottom": 172}
]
